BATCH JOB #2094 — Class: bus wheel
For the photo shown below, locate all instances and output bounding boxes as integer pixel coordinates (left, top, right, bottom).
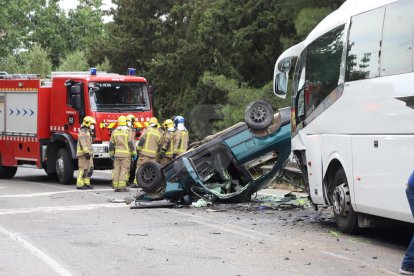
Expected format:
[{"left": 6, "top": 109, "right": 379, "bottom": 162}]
[
  {"left": 56, "top": 148, "right": 74, "bottom": 184},
  {"left": 332, "top": 168, "right": 358, "bottom": 234},
  {"left": 0, "top": 165, "right": 17, "bottom": 179}
]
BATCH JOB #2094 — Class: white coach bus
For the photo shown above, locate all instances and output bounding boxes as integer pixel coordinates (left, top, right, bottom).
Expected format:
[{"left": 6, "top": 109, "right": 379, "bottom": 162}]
[{"left": 273, "top": 0, "right": 414, "bottom": 233}]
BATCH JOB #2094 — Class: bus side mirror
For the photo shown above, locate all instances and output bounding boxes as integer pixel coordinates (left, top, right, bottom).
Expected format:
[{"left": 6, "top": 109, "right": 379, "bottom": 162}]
[
  {"left": 273, "top": 59, "right": 292, "bottom": 99},
  {"left": 274, "top": 73, "right": 288, "bottom": 99}
]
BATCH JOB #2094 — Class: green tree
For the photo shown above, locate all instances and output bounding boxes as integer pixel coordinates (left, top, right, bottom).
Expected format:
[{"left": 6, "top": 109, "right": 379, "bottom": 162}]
[
  {"left": 295, "top": 7, "right": 332, "bottom": 38},
  {"left": 95, "top": 57, "right": 112, "bottom": 72},
  {"left": 21, "top": 45, "right": 52, "bottom": 78},
  {"left": 30, "top": 0, "right": 70, "bottom": 67},
  {"left": 57, "top": 51, "right": 89, "bottom": 71},
  {"left": 0, "top": 0, "right": 43, "bottom": 58},
  {"left": 67, "top": 0, "right": 105, "bottom": 52},
  {"left": 0, "top": 54, "right": 20, "bottom": 73}
]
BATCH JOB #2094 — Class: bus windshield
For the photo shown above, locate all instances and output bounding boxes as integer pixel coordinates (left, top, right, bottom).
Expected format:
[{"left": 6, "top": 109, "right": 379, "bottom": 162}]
[{"left": 88, "top": 82, "right": 150, "bottom": 112}]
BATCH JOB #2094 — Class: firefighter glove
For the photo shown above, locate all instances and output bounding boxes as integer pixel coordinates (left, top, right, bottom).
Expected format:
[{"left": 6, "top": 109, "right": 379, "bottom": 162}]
[{"left": 85, "top": 152, "right": 91, "bottom": 160}]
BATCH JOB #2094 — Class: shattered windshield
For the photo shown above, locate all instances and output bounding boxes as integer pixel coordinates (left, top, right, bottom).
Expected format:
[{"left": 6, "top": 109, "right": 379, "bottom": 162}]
[{"left": 88, "top": 82, "right": 150, "bottom": 112}]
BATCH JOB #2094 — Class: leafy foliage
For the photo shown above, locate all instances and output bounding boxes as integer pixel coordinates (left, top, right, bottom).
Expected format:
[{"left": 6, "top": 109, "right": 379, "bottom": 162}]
[
  {"left": 21, "top": 45, "right": 52, "bottom": 78},
  {"left": 295, "top": 7, "right": 333, "bottom": 37},
  {"left": 57, "top": 51, "right": 89, "bottom": 72},
  {"left": 0, "top": 0, "right": 346, "bottom": 140}
]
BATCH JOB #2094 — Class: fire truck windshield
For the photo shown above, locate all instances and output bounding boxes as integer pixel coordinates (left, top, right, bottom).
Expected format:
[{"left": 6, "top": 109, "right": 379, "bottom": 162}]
[{"left": 88, "top": 82, "right": 150, "bottom": 112}]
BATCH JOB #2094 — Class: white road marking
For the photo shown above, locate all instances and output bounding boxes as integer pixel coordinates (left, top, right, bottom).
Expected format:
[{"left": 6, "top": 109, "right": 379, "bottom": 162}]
[
  {"left": 0, "top": 203, "right": 126, "bottom": 215},
  {"left": 0, "top": 189, "right": 113, "bottom": 198},
  {"left": 0, "top": 225, "right": 73, "bottom": 276},
  {"left": 321, "top": 251, "right": 398, "bottom": 275}
]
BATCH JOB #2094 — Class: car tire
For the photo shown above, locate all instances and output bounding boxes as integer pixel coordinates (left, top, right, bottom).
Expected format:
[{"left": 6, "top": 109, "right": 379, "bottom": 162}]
[
  {"left": 136, "top": 161, "right": 164, "bottom": 193},
  {"left": 244, "top": 100, "right": 274, "bottom": 130},
  {"left": 331, "top": 168, "right": 358, "bottom": 234},
  {"left": 56, "top": 148, "right": 74, "bottom": 184},
  {"left": 0, "top": 165, "right": 17, "bottom": 179}
]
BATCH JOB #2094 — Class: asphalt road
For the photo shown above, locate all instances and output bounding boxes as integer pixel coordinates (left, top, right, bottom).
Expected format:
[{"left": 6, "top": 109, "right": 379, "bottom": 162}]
[{"left": 0, "top": 168, "right": 410, "bottom": 276}]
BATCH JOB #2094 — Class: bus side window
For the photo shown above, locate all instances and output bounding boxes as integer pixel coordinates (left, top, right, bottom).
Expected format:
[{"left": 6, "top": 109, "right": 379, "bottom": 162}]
[
  {"left": 305, "top": 25, "right": 344, "bottom": 116},
  {"left": 345, "top": 7, "right": 385, "bottom": 81},
  {"left": 381, "top": 1, "right": 414, "bottom": 77}
]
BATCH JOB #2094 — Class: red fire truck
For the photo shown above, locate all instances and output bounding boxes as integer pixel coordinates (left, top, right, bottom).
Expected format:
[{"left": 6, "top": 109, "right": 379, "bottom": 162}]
[{"left": 0, "top": 68, "right": 153, "bottom": 184}]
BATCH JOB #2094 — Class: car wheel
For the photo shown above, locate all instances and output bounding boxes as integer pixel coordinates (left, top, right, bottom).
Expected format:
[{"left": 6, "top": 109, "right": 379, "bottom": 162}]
[
  {"left": 56, "top": 148, "right": 74, "bottom": 184},
  {"left": 0, "top": 164, "right": 17, "bottom": 179},
  {"left": 331, "top": 168, "right": 358, "bottom": 234},
  {"left": 137, "top": 161, "right": 164, "bottom": 193},
  {"left": 244, "top": 100, "right": 274, "bottom": 130}
]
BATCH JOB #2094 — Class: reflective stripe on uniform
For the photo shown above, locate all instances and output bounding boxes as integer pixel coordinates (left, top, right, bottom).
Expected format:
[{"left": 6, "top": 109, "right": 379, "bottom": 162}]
[
  {"left": 113, "top": 131, "right": 132, "bottom": 154},
  {"left": 176, "top": 131, "right": 188, "bottom": 154},
  {"left": 165, "top": 132, "right": 174, "bottom": 156},
  {"left": 140, "top": 128, "right": 161, "bottom": 155}
]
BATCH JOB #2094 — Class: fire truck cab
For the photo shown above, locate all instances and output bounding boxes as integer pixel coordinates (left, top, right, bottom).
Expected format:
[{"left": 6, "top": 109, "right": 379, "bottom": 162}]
[{"left": 0, "top": 69, "right": 153, "bottom": 184}]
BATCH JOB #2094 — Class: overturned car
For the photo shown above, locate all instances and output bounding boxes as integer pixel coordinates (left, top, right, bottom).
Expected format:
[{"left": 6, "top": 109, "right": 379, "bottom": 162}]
[{"left": 135, "top": 100, "right": 291, "bottom": 204}]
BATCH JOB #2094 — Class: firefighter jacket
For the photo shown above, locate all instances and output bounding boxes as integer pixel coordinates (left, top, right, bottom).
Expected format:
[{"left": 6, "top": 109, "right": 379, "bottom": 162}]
[
  {"left": 174, "top": 128, "right": 189, "bottom": 156},
  {"left": 76, "top": 127, "right": 93, "bottom": 157},
  {"left": 160, "top": 130, "right": 174, "bottom": 158},
  {"left": 128, "top": 127, "right": 137, "bottom": 141},
  {"left": 137, "top": 126, "right": 162, "bottom": 158},
  {"left": 109, "top": 126, "right": 136, "bottom": 158}
]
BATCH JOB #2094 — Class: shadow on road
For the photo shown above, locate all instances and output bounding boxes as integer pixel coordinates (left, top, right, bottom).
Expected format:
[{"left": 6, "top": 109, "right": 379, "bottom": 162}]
[{"left": 12, "top": 169, "right": 113, "bottom": 187}]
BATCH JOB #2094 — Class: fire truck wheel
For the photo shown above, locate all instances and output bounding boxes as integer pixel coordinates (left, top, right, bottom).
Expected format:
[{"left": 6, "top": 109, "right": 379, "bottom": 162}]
[
  {"left": 136, "top": 161, "right": 164, "bottom": 193},
  {"left": 56, "top": 148, "right": 74, "bottom": 184},
  {"left": 0, "top": 165, "right": 17, "bottom": 179},
  {"left": 331, "top": 167, "right": 358, "bottom": 234},
  {"left": 44, "top": 169, "right": 57, "bottom": 178},
  {"left": 244, "top": 100, "right": 274, "bottom": 130}
]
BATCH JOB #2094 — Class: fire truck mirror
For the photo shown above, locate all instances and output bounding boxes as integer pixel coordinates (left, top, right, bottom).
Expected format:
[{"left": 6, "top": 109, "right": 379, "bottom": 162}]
[
  {"left": 70, "top": 94, "right": 82, "bottom": 110},
  {"left": 70, "top": 85, "right": 81, "bottom": 94}
]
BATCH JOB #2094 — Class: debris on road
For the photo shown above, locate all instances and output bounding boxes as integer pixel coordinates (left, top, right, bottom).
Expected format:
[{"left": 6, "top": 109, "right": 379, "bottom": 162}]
[
  {"left": 130, "top": 199, "right": 176, "bottom": 209},
  {"left": 191, "top": 198, "right": 211, "bottom": 208},
  {"left": 109, "top": 199, "right": 126, "bottom": 203}
]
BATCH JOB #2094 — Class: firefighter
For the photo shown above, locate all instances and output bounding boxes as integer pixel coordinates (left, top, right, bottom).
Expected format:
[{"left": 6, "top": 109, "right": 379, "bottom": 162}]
[
  {"left": 126, "top": 114, "right": 139, "bottom": 188},
  {"left": 173, "top": 115, "right": 189, "bottom": 157},
  {"left": 109, "top": 115, "right": 137, "bottom": 192},
  {"left": 76, "top": 116, "right": 96, "bottom": 190},
  {"left": 159, "top": 119, "right": 175, "bottom": 166},
  {"left": 134, "top": 117, "right": 163, "bottom": 198},
  {"left": 136, "top": 117, "right": 162, "bottom": 180}
]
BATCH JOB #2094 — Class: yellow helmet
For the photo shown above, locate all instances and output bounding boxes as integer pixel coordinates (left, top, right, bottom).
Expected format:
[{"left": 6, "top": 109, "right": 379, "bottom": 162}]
[
  {"left": 82, "top": 116, "right": 96, "bottom": 128},
  {"left": 163, "top": 119, "right": 174, "bottom": 130},
  {"left": 148, "top": 117, "right": 159, "bottom": 127},
  {"left": 126, "top": 114, "right": 136, "bottom": 123},
  {"left": 118, "top": 115, "right": 127, "bottom": 126}
]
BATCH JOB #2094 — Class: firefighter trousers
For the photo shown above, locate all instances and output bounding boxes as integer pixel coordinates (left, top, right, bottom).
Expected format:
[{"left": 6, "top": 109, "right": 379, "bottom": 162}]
[
  {"left": 113, "top": 157, "right": 131, "bottom": 189},
  {"left": 77, "top": 157, "right": 93, "bottom": 187}
]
